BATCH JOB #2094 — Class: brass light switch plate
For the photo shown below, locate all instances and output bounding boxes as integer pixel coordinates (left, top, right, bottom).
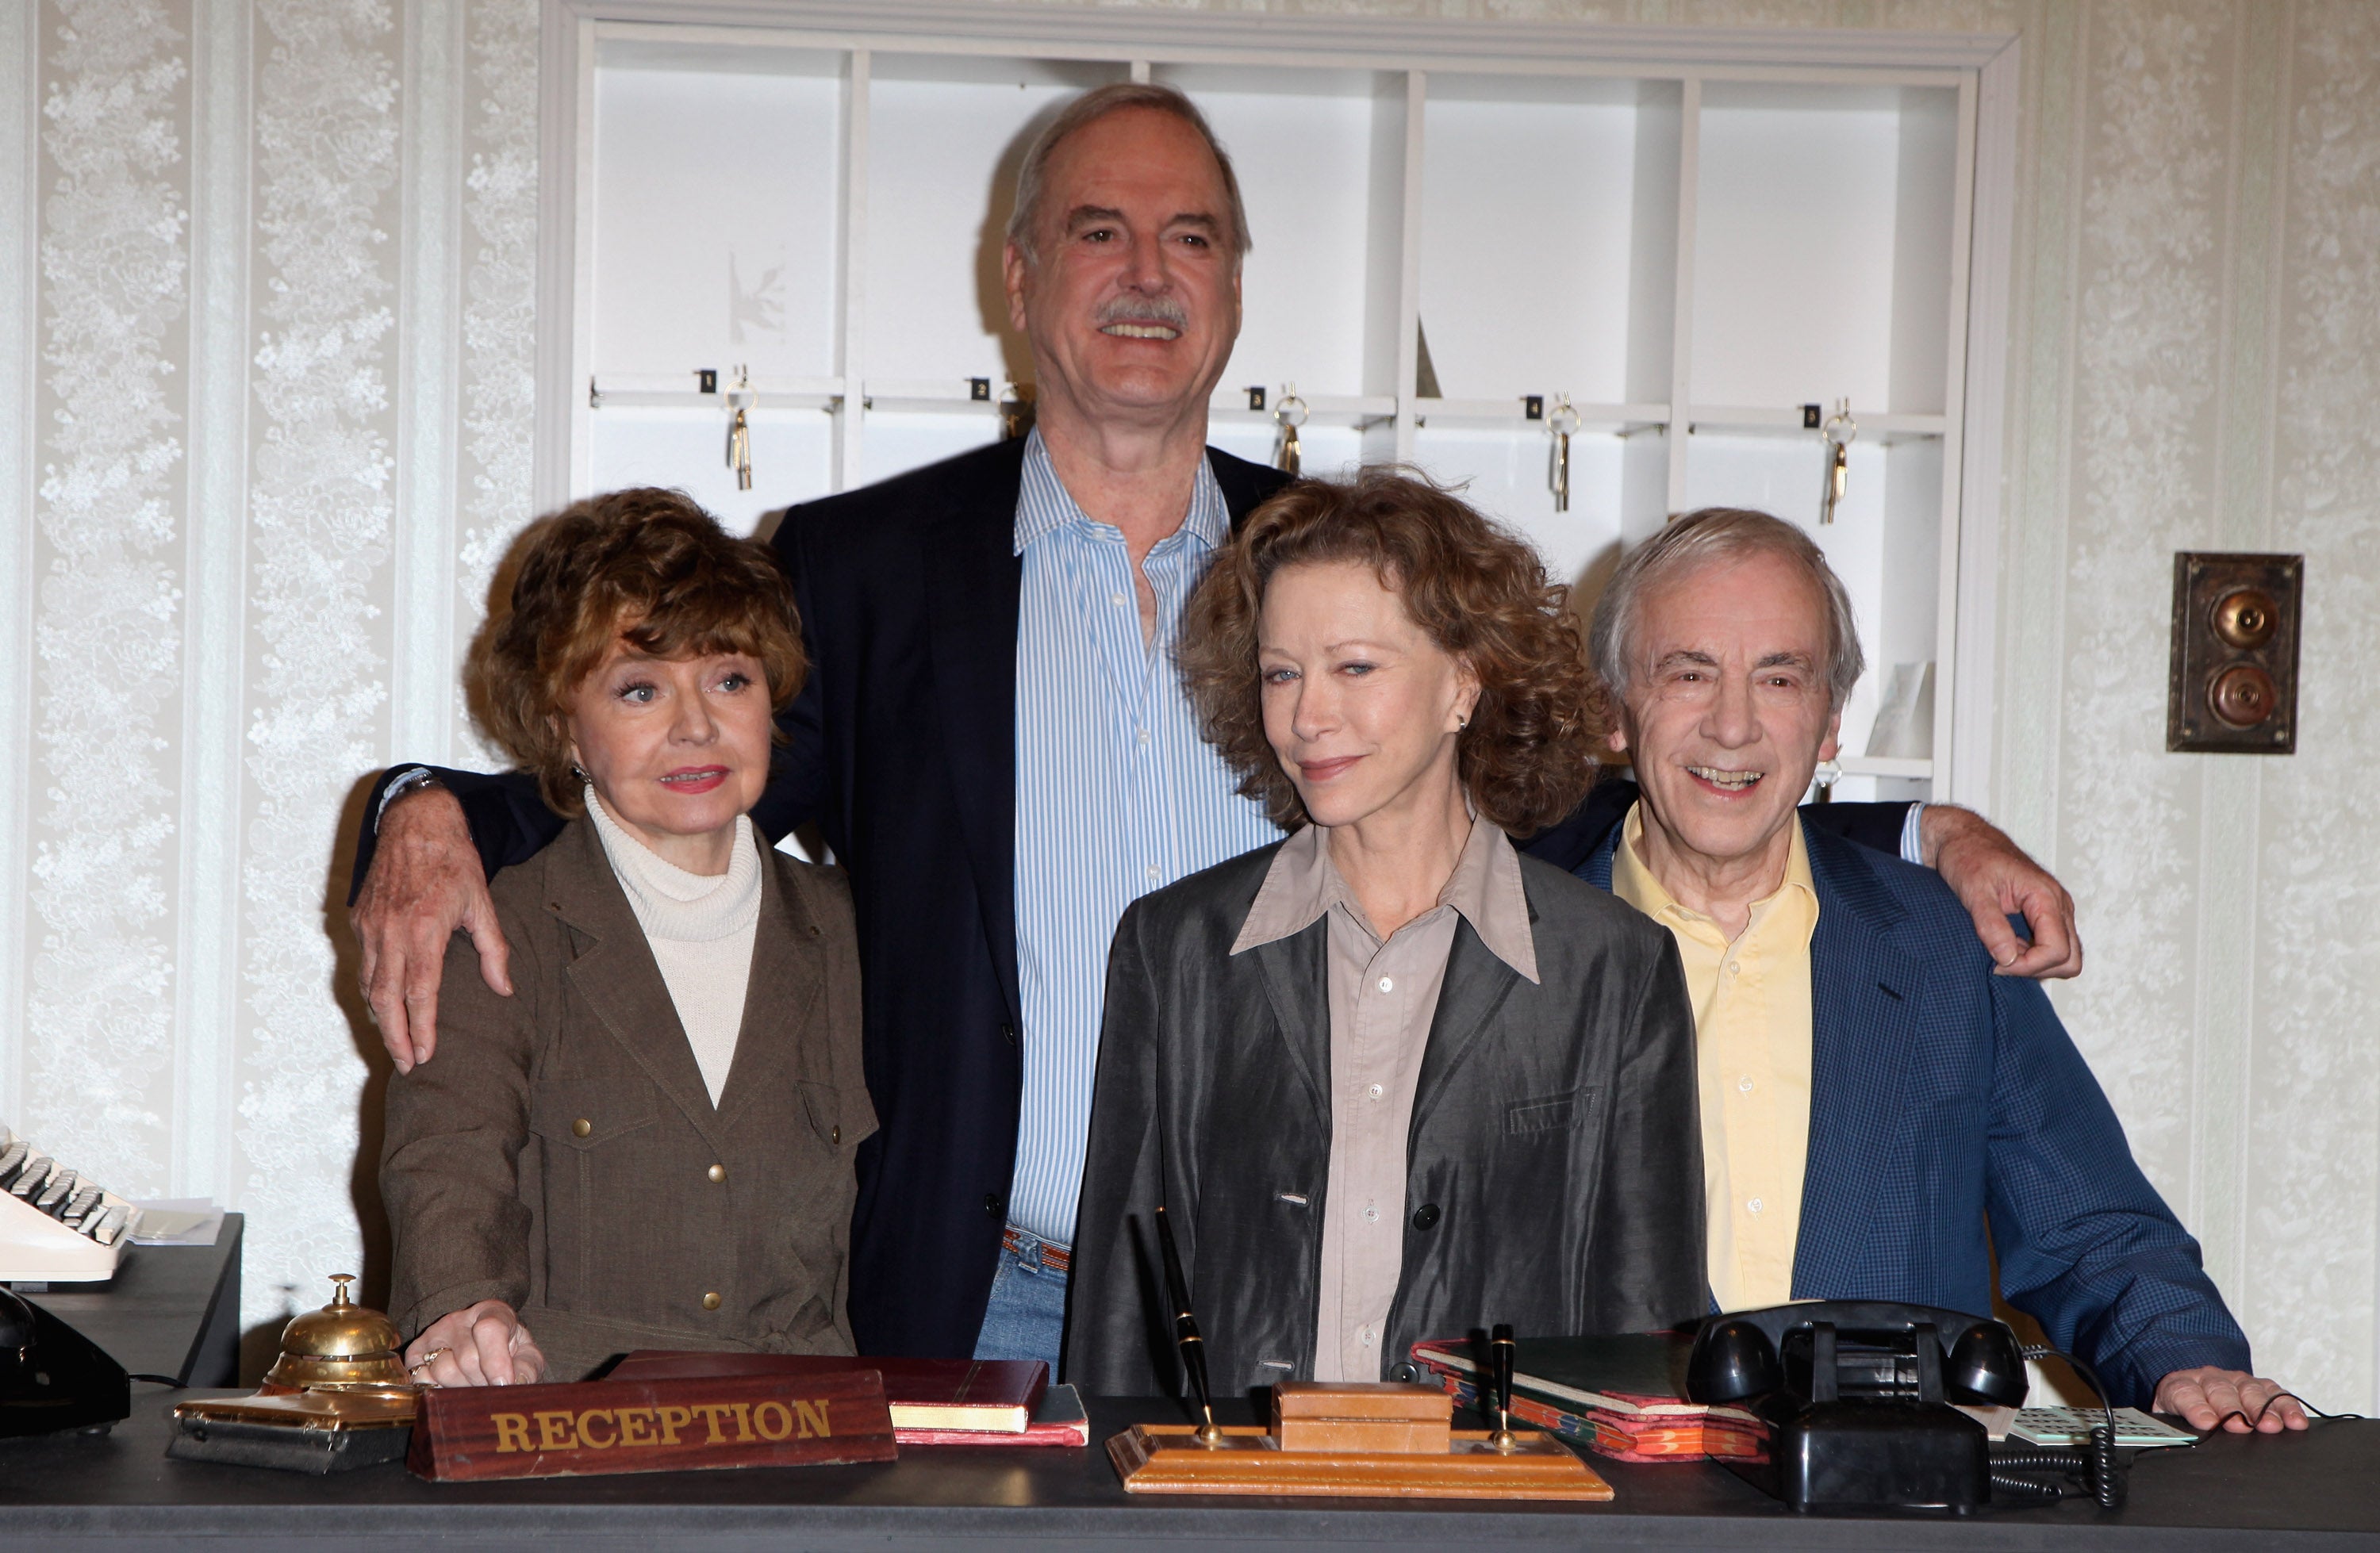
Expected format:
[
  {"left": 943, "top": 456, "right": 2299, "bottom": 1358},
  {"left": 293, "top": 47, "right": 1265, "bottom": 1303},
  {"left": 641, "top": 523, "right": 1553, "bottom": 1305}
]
[{"left": 2167, "top": 552, "right": 2301, "bottom": 753}]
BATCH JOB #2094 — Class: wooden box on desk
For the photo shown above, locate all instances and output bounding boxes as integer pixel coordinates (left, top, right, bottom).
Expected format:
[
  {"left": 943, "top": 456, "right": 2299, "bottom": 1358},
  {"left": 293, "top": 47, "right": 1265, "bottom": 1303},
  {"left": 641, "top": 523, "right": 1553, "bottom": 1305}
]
[
  {"left": 408, "top": 1369, "right": 896, "bottom": 1482},
  {"left": 1111, "top": 1382, "right": 1611, "bottom": 1501}
]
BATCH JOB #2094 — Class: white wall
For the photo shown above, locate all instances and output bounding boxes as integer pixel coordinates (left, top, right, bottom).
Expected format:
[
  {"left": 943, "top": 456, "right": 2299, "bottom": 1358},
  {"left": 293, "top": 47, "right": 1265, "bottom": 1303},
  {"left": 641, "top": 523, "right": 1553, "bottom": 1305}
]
[{"left": 1, "top": 0, "right": 2376, "bottom": 1410}]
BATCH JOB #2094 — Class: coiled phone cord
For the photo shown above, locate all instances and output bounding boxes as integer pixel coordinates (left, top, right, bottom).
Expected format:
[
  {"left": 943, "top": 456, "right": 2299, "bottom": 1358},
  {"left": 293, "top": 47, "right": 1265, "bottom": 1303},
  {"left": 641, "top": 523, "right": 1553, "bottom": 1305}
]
[{"left": 1987, "top": 1345, "right": 2126, "bottom": 1510}]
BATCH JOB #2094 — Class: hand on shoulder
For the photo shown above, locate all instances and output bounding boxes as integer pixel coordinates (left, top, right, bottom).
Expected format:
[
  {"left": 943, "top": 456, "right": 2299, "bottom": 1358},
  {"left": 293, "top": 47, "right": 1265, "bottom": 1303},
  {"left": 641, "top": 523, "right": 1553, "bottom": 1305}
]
[{"left": 351, "top": 784, "right": 512, "bottom": 1072}]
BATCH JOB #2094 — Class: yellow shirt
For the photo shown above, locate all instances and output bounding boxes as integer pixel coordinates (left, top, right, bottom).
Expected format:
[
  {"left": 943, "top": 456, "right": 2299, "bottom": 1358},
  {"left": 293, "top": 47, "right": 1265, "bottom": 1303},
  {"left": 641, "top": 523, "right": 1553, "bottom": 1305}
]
[{"left": 1610, "top": 807, "right": 1818, "bottom": 1312}]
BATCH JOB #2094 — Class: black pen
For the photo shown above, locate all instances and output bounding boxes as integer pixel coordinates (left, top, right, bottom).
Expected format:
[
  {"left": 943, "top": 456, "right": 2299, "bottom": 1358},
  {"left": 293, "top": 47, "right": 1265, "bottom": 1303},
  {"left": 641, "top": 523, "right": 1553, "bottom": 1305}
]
[{"left": 1154, "top": 1203, "right": 1222, "bottom": 1444}]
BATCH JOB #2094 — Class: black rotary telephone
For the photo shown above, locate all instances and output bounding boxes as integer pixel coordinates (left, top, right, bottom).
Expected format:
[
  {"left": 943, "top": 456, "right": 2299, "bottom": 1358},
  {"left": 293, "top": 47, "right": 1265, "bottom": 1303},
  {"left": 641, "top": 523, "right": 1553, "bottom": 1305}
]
[
  {"left": 0, "top": 1286, "right": 130, "bottom": 1438},
  {"left": 1686, "top": 1300, "right": 2028, "bottom": 1514}
]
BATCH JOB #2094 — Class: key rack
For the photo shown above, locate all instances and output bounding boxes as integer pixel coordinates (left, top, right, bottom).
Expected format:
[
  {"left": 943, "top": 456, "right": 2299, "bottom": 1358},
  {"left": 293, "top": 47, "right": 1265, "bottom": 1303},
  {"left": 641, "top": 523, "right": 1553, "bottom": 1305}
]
[{"left": 539, "top": 2, "right": 2021, "bottom": 804}]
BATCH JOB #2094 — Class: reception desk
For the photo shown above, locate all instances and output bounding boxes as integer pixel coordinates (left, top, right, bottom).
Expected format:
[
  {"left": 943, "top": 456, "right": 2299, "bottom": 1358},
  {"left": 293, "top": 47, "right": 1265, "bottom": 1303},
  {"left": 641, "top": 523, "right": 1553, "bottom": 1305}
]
[{"left": 0, "top": 1390, "right": 2373, "bottom": 1551}]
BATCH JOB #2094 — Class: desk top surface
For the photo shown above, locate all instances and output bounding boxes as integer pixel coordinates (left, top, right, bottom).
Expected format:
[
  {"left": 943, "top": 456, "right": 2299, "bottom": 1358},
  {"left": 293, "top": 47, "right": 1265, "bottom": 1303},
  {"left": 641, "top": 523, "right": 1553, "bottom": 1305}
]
[
  {"left": 14, "top": 1214, "right": 243, "bottom": 1383},
  {"left": 0, "top": 1390, "right": 2372, "bottom": 1551}
]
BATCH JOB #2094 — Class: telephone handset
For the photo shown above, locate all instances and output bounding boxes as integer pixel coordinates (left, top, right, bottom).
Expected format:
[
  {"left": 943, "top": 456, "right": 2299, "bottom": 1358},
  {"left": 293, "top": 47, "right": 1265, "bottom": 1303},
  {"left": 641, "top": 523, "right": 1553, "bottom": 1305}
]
[
  {"left": 1685, "top": 1301, "right": 2028, "bottom": 1515},
  {"left": 1687, "top": 1299, "right": 2029, "bottom": 1411}
]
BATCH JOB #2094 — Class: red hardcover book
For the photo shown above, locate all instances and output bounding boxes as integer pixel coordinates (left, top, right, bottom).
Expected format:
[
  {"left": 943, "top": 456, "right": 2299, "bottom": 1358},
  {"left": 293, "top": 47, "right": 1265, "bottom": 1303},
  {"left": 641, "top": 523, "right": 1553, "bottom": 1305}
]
[
  {"left": 1409, "top": 1334, "right": 1756, "bottom": 1463},
  {"left": 606, "top": 1352, "right": 1058, "bottom": 1439}
]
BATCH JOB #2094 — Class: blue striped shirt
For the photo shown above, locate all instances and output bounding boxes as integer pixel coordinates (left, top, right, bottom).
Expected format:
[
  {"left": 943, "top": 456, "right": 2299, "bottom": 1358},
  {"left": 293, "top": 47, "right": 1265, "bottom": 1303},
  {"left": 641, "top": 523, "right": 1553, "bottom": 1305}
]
[{"left": 1009, "top": 432, "right": 1281, "bottom": 1247}]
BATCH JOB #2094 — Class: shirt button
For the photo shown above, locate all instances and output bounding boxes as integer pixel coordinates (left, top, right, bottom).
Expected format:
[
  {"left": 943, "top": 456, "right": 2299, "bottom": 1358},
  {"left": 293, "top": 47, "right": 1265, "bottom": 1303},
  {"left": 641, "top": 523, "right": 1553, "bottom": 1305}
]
[
  {"left": 1747, "top": 1198, "right": 1764, "bottom": 1215},
  {"left": 1727, "top": 961, "right": 1741, "bottom": 976},
  {"left": 1109, "top": 592, "right": 1127, "bottom": 608},
  {"left": 701, "top": 1291, "right": 722, "bottom": 1311},
  {"left": 1361, "top": 1204, "right": 1380, "bottom": 1223},
  {"left": 1738, "top": 1076, "right": 1755, "bottom": 1093},
  {"left": 1137, "top": 727, "right": 1150, "bottom": 746},
  {"left": 1361, "top": 1327, "right": 1378, "bottom": 1346},
  {"left": 1368, "top": 1083, "right": 1384, "bottom": 1100},
  {"left": 1145, "top": 865, "right": 1161, "bottom": 882},
  {"left": 1376, "top": 976, "right": 1394, "bottom": 995},
  {"left": 707, "top": 1164, "right": 726, "bottom": 1183},
  {"left": 571, "top": 1118, "right": 592, "bottom": 1138}
]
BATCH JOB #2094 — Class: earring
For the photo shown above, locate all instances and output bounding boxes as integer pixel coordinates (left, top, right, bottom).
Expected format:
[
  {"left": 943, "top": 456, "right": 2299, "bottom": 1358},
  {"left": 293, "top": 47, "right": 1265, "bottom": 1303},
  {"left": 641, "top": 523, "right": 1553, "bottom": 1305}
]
[
  {"left": 1812, "top": 757, "right": 1843, "bottom": 788},
  {"left": 1457, "top": 714, "right": 1470, "bottom": 732},
  {"left": 570, "top": 762, "right": 592, "bottom": 784}
]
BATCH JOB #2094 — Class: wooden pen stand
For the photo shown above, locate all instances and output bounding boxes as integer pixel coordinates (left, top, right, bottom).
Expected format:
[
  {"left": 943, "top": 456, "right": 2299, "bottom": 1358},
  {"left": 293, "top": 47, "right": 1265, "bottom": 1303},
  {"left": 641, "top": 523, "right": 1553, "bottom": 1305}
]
[{"left": 1109, "top": 1382, "right": 1611, "bottom": 1501}]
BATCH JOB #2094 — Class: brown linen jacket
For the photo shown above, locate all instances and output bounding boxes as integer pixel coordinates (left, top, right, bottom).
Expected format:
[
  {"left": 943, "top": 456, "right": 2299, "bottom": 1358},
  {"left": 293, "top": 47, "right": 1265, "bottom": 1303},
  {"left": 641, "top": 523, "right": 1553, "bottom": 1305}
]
[{"left": 382, "top": 815, "right": 876, "bottom": 1382}]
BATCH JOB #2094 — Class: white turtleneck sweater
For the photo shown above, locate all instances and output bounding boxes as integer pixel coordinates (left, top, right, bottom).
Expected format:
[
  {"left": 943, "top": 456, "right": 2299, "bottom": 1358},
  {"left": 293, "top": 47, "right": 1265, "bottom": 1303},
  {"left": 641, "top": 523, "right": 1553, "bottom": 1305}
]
[{"left": 585, "top": 787, "right": 761, "bottom": 1106}]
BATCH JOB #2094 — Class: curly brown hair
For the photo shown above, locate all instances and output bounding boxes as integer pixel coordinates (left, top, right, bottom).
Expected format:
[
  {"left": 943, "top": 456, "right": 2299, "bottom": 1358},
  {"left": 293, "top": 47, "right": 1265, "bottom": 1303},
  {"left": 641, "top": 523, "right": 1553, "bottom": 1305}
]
[
  {"left": 470, "top": 487, "right": 806, "bottom": 817},
  {"left": 1179, "top": 468, "right": 1599, "bottom": 833}
]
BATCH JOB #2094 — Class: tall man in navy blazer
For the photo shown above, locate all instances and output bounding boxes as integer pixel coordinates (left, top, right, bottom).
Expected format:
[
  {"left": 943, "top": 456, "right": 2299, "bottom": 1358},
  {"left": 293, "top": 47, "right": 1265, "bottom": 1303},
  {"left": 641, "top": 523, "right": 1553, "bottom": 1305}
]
[
  {"left": 347, "top": 86, "right": 2083, "bottom": 1363},
  {"left": 1576, "top": 507, "right": 2305, "bottom": 1433}
]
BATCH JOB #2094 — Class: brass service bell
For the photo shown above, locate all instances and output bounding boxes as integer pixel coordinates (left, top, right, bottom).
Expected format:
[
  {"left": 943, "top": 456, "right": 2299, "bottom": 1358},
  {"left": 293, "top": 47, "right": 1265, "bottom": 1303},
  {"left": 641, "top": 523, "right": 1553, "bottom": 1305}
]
[{"left": 259, "top": 1274, "right": 413, "bottom": 1394}]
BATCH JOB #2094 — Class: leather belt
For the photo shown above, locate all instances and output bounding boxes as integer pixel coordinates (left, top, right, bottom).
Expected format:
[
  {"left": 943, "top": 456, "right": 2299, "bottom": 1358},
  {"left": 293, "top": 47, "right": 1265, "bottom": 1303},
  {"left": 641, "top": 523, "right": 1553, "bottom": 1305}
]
[{"left": 1001, "top": 1226, "right": 1071, "bottom": 1275}]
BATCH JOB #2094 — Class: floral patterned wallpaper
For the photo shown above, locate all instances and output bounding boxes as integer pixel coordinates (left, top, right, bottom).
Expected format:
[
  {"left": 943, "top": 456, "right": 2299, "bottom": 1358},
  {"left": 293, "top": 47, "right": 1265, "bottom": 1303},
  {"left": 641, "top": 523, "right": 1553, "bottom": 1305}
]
[{"left": 0, "top": 0, "right": 2373, "bottom": 1410}]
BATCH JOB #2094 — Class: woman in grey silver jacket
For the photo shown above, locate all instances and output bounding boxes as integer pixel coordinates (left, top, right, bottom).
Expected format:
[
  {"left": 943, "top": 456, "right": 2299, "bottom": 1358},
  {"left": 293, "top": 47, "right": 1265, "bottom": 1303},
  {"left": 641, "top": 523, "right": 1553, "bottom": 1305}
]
[{"left": 1065, "top": 470, "right": 1705, "bottom": 1397}]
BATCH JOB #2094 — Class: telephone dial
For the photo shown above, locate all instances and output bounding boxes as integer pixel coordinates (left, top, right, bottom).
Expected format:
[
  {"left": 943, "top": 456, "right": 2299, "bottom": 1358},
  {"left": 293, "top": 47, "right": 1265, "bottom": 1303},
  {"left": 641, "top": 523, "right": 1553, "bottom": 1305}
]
[{"left": 1687, "top": 1300, "right": 2029, "bottom": 1513}]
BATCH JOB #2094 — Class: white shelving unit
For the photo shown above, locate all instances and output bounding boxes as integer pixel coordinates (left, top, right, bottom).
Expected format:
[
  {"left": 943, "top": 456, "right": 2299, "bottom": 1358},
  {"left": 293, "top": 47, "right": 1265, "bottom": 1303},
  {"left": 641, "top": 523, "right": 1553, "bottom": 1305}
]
[{"left": 537, "top": 2, "right": 2021, "bottom": 805}]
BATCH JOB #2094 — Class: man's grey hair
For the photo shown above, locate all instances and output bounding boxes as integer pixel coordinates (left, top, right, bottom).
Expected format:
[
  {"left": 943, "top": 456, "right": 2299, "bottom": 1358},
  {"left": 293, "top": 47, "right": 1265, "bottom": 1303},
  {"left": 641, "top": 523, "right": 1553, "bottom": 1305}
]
[
  {"left": 1588, "top": 508, "right": 1867, "bottom": 711},
  {"left": 1004, "top": 82, "right": 1253, "bottom": 266}
]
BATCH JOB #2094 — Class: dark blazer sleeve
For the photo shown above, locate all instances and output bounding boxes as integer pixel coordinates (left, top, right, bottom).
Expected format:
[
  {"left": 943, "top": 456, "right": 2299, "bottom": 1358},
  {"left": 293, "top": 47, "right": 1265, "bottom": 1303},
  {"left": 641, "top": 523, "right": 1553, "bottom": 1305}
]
[
  {"left": 1593, "top": 930, "right": 1709, "bottom": 1331},
  {"left": 1805, "top": 800, "right": 1915, "bottom": 857},
  {"left": 1063, "top": 901, "right": 1171, "bottom": 1394},
  {"left": 1521, "top": 779, "right": 1913, "bottom": 872},
  {"left": 379, "top": 895, "right": 544, "bottom": 1340},
  {"left": 1981, "top": 976, "right": 2251, "bottom": 1403},
  {"left": 750, "top": 510, "right": 834, "bottom": 849},
  {"left": 347, "top": 766, "right": 561, "bottom": 906}
]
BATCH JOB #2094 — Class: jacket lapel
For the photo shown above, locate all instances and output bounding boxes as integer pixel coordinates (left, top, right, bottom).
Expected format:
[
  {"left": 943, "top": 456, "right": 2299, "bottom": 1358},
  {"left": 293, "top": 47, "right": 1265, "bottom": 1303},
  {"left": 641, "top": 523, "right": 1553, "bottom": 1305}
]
[
  {"left": 923, "top": 439, "right": 1029, "bottom": 1030},
  {"left": 1250, "top": 921, "right": 1332, "bottom": 1123},
  {"left": 549, "top": 819, "right": 732, "bottom": 1154},
  {"left": 714, "top": 849, "right": 826, "bottom": 1129},
  {"left": 1410, "top": 917, "right": 1525, "bottom": 1138},
  {"left": 1791, "top": 823, "right": 1917, "bottom": 1297}
]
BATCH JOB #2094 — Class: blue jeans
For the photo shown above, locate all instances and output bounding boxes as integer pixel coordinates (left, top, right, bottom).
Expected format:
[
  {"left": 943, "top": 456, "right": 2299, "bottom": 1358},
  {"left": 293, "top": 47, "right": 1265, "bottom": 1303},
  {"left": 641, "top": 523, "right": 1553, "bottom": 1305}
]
[{"left": 973, "top": 1227, "right": 1068, "bottom": 1367}]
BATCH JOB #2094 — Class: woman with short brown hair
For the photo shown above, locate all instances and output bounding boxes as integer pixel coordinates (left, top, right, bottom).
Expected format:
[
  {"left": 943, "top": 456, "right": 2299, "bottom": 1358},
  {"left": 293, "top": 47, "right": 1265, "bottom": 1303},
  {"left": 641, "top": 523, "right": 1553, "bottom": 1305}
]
[
  {"left": 1067, "top": 468, "right": 1705, "bottom": 1394},
  {"left": 382, "top": 487, "right": 873, "bottom": 1386}
]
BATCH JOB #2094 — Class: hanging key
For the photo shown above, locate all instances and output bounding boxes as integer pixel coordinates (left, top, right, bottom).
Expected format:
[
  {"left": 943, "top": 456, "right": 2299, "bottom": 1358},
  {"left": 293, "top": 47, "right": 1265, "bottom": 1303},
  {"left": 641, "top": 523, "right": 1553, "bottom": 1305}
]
[
  {"left": 1818, "top": 397, "right": 1856, "bottom": 525},
  {"left": 1273, "top": 383, "right": 1307, "bottom": 476},
  {"left": 1548, "top": 394, "right": 1582, "bottom": 513},
  {"left": 725, "top": 365, "right": 756, "bottom": 492}
]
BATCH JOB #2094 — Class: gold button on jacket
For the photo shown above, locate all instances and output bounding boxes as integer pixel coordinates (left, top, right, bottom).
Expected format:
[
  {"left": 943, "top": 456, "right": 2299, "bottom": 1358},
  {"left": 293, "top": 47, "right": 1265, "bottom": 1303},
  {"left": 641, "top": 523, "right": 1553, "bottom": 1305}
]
[{"left": 382, "top": 818, "right": 878, "bottom": 1382}]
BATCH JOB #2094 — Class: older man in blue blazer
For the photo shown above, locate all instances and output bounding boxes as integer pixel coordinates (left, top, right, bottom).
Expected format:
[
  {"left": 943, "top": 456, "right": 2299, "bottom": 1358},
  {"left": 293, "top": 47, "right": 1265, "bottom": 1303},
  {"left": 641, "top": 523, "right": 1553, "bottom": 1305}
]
[{"left": 1576, "top": 507, "right": 2304, "bottom": 1434}]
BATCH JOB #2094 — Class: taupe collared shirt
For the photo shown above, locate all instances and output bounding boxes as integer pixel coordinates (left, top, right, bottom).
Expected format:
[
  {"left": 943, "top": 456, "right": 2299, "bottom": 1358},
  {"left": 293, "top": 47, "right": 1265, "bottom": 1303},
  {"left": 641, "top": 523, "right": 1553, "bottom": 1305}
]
[{"left": 1230, "top": 813, "right": 1539, "bottom": 1380}]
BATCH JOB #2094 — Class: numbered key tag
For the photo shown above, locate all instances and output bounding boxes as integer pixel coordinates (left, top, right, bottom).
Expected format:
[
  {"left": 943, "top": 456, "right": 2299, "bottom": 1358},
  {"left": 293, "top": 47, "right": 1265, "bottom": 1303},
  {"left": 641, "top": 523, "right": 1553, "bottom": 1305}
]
[
  {"left": 1274, "top": 384, "right": 1308, "bottom": 476},
  {"left": 1548, "top": 395, "right": 1582, "bottom": 513},
  {"left": 725, "top": 366, "right": 758, "bottom": 491},
  {"left": 1818, "top": 398, "right": 1856, "bottom": 525}
]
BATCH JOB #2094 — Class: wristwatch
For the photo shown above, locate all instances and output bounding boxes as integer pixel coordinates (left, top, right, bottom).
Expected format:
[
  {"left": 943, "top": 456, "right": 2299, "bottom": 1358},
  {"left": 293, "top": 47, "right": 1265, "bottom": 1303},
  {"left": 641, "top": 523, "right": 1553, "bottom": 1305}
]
[{"left": 374, "top": 767, "right": 446, "bottom": 830}]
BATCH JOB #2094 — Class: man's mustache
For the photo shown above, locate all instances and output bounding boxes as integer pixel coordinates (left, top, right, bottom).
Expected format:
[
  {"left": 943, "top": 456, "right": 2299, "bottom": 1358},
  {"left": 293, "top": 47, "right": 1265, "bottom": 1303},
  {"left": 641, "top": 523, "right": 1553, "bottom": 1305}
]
[{"left": 1095, "top": 295, "right": 1189, "bottom": 329}]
